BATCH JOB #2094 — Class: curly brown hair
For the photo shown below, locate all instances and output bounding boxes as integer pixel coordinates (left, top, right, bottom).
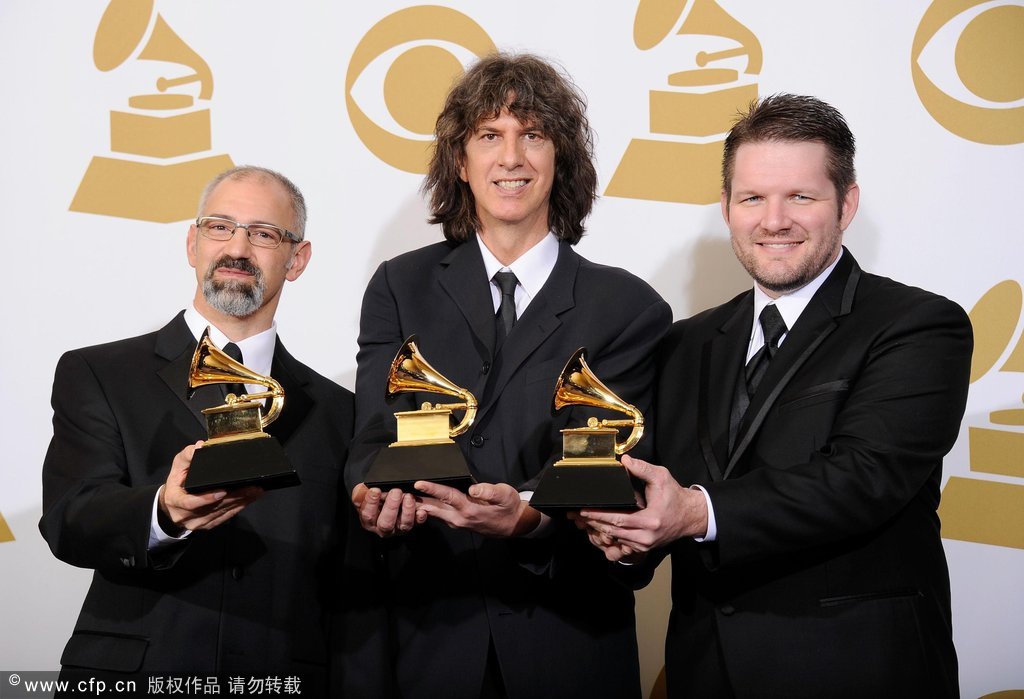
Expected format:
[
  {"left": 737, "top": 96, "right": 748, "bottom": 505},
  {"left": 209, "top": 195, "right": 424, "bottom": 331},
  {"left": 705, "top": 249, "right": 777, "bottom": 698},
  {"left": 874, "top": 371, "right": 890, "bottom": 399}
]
[{"left": 424, "top": 53, "right": 597, "bottom": 244}]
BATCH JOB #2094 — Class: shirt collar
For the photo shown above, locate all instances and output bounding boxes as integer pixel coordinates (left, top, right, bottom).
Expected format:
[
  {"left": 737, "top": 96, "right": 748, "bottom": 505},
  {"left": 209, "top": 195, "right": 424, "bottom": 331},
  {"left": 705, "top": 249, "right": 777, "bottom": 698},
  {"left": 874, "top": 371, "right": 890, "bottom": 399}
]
[
  {"left": 476, "top": 232, "right": 559, "bottom": 312},
  {"left": 183, "top": 305, "right": 277, "bottom": 381},
  {"left": 748, "top": 248, "right": 844, "bottom": 358}
]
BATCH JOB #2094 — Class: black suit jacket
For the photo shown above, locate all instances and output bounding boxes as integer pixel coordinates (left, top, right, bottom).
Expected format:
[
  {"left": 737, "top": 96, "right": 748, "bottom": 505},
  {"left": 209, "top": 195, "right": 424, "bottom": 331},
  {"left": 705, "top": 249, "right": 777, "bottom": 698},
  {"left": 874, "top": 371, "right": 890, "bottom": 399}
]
[
  {"left": 40, "top": 312, "right": 354, "bottom": 685},
  {"left": 344, "top": 238, "right": 671, "bottom": 699},
  {"left": 650, "top": 250, "right": 971, "bottom": 698}
]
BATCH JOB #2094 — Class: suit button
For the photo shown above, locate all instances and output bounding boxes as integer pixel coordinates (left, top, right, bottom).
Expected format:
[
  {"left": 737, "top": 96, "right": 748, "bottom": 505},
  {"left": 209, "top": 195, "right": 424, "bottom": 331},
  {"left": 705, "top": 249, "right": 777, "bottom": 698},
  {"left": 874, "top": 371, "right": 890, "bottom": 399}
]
[
  {"left": 470, "top": 435, "right": 484, "bottom": 448},
  {"left": 481, "top": 361, "right": 491, "bottom": 374},
  {"left": 232, "top": 566, "right": 244, "bottom": 580},
  {"left": 120, "top": 556, "right": 134, "bottom": 568},
  {"left": 719, "top": 604, "right": 735, "bottom": 616}
]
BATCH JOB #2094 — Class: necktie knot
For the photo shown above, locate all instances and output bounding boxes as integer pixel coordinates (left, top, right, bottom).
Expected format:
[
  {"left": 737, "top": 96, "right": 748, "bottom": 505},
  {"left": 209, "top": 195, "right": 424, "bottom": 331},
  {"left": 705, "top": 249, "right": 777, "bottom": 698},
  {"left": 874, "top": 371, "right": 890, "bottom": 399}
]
[
  {"left": 494, "top": 271, "right": 519, "bottom": 343},
  {"left": 223, "top": 342, "right": 244, "bottom": 364}
]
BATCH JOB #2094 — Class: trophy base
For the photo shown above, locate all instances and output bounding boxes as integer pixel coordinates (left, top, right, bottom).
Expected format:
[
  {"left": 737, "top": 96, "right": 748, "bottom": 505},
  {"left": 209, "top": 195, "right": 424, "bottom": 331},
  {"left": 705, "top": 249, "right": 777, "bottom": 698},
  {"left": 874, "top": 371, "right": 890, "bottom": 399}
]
[
  {"left": 530, "top": 463, "right": 639, "bottom": 514},
  {"left": 183, "top": 436, "right": 300, "bottom": 493},
  {"left": 364, "top": 441, "right": 474, "bottom": 494}
]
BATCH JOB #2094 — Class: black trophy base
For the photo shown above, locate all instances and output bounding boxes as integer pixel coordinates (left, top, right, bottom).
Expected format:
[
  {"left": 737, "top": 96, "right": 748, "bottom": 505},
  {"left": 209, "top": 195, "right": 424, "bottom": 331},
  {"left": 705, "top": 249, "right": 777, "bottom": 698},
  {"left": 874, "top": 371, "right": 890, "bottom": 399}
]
[
  {"left": 530, "top": 465, "right": 639, "bottom": 514},
  {"left": 364, "top": 441, "right": 474, "bottom": 494},
  {"left": 183, "top": 437, "right": 300, "bottom": 493}
]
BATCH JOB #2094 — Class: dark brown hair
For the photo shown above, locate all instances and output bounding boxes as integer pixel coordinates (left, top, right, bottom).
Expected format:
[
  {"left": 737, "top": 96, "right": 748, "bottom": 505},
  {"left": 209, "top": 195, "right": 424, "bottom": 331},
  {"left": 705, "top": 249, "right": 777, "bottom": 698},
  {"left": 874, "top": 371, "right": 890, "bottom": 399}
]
[
  {"left": 424, "top": 53, "right": 597, "bottom": 244},
  {"left": 722, "top": 93, "right": 856, "bottom": 206}
]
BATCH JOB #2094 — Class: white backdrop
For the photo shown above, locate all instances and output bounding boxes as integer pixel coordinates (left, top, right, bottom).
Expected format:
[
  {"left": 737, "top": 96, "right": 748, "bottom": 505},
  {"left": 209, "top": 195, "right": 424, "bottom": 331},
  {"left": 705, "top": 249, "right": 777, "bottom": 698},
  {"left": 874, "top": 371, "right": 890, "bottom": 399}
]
[{"left": 1, "top": 2, "right": 1022, "bottom": 696}]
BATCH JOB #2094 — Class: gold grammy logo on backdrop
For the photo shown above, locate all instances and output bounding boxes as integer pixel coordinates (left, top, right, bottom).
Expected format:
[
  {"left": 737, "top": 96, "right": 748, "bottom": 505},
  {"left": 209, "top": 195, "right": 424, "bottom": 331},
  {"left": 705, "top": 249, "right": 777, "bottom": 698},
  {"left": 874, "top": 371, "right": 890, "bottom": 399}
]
[
  {"left": 912, "top": 0, "right": 1024, "bottom": 145},
  {"left": 940, "top": 280, "right": 1024, "bottom": 550},
  {"left": 70, "top": 0, "right": 233, "bottom": 223},
  {"left": 0, "top": 512, "right": 13, "bottom": 543},
  {"left": 606, "top": 0, "right": 762, "bottom": 205},
  {"left": 347, "top": 6, "right": 496, "bottom": 174}
]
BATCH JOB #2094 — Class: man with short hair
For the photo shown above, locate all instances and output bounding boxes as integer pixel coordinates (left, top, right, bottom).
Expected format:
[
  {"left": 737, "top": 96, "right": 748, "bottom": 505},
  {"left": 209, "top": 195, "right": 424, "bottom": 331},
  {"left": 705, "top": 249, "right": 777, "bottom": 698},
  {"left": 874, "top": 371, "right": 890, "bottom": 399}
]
[
  {"left": 346, "top": 53, "right": 670, "bottom": 698},
  {"left": 40, "top": 166, "right": 353, "bottom": 688},
  {"left": 578, "top": 94, "right": 971, "bottom": 698}
]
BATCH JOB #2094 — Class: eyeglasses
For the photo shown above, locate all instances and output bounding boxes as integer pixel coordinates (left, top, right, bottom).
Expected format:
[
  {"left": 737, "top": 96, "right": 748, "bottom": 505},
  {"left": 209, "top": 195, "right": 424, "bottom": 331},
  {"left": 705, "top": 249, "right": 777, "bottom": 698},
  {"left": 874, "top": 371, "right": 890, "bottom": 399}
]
[{"left": 195, "top": 216, "right": 302, "bottom": 249}]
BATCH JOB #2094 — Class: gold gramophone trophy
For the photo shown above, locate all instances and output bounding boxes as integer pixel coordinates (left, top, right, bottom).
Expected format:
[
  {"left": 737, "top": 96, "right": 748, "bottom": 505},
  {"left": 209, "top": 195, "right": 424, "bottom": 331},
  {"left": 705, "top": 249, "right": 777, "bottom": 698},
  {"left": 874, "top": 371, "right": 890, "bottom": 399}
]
[
  {"left": 183, "top": 329, "right": 299, "bottom": 493},
  {"left": 364, "top": 335, "right": 477, "bottom": 493},
  {"left": 531, "top": 348, "right": 644, "bottom": 512}
]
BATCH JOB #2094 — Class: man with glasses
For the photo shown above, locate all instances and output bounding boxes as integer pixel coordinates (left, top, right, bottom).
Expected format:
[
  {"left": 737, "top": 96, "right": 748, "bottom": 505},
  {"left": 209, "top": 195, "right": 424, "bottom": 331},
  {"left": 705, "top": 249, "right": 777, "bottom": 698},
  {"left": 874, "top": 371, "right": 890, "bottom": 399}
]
[{"left": 40, "top": 166, "right": 354, "bottom": 689}]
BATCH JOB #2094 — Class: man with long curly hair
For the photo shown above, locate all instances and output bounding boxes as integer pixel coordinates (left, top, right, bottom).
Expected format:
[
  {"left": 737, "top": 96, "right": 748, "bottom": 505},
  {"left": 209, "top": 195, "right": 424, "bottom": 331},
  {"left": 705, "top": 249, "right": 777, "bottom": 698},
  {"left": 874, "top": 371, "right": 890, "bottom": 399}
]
[{"left": 345, "top": 53, "right": 670, "bottom": 698}]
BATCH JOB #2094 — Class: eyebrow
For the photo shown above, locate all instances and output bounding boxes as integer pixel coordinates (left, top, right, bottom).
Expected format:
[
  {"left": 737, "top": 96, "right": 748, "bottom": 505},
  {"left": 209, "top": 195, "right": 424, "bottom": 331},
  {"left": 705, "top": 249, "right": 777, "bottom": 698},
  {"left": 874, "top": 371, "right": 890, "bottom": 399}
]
[{"left": 205, "top": 214, "right": 283, "bottom": 227}]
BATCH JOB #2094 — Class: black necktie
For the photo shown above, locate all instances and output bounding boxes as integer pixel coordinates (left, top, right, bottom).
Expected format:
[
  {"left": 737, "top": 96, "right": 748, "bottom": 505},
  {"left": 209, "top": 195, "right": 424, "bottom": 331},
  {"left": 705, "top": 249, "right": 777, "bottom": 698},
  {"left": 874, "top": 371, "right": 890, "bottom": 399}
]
[
  {"left": 222, "top": 342, "right": 247, "bottom": 401},
  {"left": 729, "top": 303, "right": 788, "bottom": 453},
  {"left": 745, "top": 304, "right": 788, "bottom": 398},
  {"left": 493, "top": 271, "right": 519, "bottom": 344}
]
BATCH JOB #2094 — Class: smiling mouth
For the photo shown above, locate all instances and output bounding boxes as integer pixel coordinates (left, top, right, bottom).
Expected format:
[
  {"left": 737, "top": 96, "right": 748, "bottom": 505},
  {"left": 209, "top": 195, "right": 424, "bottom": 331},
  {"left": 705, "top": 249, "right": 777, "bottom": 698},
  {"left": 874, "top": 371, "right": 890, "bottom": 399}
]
[
  {"left": 495, "top": 179, "right": 528, "bottom": 190},
  {"left": 759, "top": 241, "right": 801, "bottom": 249}
]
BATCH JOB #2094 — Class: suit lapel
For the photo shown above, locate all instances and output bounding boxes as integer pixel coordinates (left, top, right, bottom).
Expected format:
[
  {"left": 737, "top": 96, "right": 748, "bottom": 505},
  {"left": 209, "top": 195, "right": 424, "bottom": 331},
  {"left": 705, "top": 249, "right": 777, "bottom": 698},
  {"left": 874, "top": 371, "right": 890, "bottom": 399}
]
[
  {"left": 266, "top": 339, "right": 313, "bottom": 444},
  {"left": 154, "top": 311, "right": 219, "bottom": 431},
  {"left": 699, "top": 295, "right": 751, "bottom": 482},
  {"left": 438, "top": 238, "right": 499, "bottom": 358},
  {"left": 724, "top": 250, "right": 862, "bottom": 478}
]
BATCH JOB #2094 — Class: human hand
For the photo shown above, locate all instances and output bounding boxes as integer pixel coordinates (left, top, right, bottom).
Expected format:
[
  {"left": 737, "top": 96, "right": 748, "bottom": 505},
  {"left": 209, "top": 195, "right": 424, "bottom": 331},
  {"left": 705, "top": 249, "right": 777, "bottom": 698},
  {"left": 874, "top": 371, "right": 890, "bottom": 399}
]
[
  {"left": 352, "top": 482, "right": 425, "bottom": 537},
  {"left": 159, "top": 441, "right": 264, "bottom": 533},
  {"left": 573, "top": 455, "right": 707, "bottom": 561},
  {"left": 414, "top": 481, "right": 545, "bottom": 538}
]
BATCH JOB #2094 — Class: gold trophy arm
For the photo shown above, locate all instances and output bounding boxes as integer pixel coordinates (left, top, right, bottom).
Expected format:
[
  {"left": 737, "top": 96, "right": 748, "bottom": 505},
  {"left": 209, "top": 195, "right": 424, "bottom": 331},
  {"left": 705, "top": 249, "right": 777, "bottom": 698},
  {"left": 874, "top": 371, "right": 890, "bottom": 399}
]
[
  {"left": 229, "top": 388, "right": 286, "bottom": 428},
  {"left": 448, "top": 393, "right": 478, "bottom": 438},
  {"left": 602, "top": 410, "right": 645, "bottom": 455}
]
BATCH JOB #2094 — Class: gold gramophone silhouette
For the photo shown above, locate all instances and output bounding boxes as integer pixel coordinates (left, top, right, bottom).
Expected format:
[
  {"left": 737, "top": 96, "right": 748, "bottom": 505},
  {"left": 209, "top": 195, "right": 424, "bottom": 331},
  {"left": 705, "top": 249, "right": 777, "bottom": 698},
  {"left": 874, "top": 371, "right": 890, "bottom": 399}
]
[
  {"left": 531, "top": 348, "right": 645, "bottom": 512},
  {"left": 938, "top": 280, "right": 1024, "bottom": 550},
  {"left": 183, "top": 329, "right": 299, "bottom": 493},
  {"left": 70, "top": 0, "right": 233, "bottom": 223},
  {"left": 606, "top": 0, "right": 762, "bottom": 205},
  {"left": 364, "top": 335, "right": 477, "bottom": 492}
]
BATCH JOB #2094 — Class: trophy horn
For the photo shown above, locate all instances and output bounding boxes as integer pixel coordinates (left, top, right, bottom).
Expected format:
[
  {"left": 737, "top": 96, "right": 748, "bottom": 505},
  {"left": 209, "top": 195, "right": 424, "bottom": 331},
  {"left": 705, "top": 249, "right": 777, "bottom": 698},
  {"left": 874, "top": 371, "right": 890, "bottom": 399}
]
[
  {"left": 552, "top": 348, "right": 645, "bottom": 455},
  {"left": 188, "top": 328, "right": 285, "bottom": 428},
  {"left": 385, "top": 335, "right": 478, "bottom": 438}
]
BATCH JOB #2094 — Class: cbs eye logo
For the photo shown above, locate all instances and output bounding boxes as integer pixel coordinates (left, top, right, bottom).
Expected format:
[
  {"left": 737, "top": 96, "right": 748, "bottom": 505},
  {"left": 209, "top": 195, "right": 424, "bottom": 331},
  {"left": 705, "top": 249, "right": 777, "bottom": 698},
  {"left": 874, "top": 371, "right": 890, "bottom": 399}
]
[
  {"left": 912, "top": 0, "right": 1024, "bottom": 145},
  {"left": 346, "top": 6, "right": 496, "bottom": 173}
]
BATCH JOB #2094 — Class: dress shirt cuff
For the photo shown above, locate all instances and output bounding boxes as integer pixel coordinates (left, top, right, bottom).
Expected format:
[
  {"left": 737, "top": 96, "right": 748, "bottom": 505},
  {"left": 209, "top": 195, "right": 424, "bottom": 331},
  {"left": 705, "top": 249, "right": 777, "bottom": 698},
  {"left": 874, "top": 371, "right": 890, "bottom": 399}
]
[
  {"left": 149, "top": 486, "right": 192, "bottom": 550},
  {"left": 690, "top": 484, "right": 717, "bottom": 542},
  {"left": 518, "top": 490, "right": 553, "bottom": 538}
]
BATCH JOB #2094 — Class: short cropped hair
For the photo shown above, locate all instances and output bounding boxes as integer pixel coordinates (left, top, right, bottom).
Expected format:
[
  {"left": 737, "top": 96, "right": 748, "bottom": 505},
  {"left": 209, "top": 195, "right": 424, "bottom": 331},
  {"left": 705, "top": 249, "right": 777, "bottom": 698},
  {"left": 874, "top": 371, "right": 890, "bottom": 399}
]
[
  {"left": 198, "top": 165, "right": 307, "bottom": 239},
  {"left": 424, "top": 53, "right": 597, "bottom": 244},
  {"left": 722, "top": 93, "right": 857, "bottom": 205}
]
